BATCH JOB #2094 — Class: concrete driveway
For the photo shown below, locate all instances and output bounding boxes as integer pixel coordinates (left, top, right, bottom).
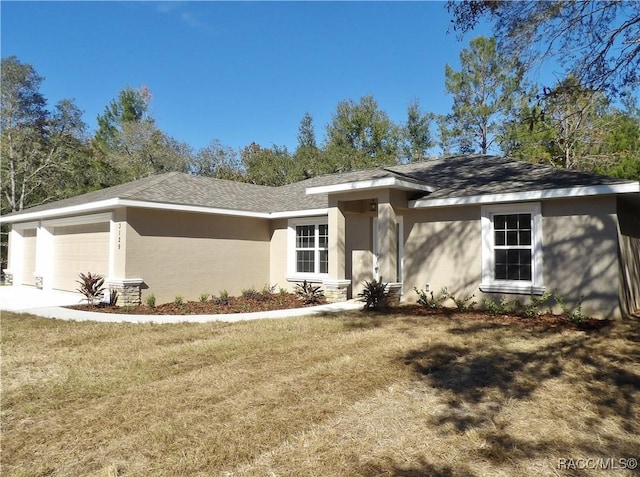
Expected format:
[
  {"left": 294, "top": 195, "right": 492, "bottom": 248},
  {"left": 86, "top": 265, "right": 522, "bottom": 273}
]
[{"left": 0, "top": 285, "right": 85, "bottom": 312}]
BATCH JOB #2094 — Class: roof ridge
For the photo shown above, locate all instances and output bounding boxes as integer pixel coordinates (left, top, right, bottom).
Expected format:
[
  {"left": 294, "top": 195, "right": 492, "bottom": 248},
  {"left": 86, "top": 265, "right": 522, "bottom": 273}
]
[{"left": 121, "top": 172, "right": 184, "bottom": 197}]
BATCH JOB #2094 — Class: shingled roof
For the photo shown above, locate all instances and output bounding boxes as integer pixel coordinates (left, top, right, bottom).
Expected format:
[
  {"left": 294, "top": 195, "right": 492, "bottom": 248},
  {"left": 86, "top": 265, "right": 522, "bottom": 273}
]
[{"left": 2, "top": 155, "right": 637, "bottom": 221}]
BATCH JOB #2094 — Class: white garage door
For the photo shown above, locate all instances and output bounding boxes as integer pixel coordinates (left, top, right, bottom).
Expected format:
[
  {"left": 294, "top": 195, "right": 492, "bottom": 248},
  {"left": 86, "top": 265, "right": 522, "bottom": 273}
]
[
  {"left": 52, "top": 222, "right": 110, "bottom": 292},
  {"left": 22, "top": 229, "right": 37, "bottom": 286}
]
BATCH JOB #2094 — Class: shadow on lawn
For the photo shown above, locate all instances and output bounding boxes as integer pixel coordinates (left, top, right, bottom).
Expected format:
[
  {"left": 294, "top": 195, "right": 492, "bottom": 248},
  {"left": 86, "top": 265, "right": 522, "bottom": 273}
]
[{"left": 363, "top": 319, "right": 640, "bottom": 476}]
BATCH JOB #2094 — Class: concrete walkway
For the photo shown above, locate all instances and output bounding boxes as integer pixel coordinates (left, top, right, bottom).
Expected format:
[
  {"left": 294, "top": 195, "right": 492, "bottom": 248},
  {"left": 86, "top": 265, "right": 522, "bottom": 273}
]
[{"left": 0, "top": 285, "right": 362, "bottom": 323}]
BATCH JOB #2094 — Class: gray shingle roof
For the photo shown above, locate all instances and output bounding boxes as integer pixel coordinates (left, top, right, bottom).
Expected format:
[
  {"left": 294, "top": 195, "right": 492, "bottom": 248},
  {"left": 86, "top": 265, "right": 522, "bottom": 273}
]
[{"left": 3, "top": 155, "right": 636, "bottom": 220}]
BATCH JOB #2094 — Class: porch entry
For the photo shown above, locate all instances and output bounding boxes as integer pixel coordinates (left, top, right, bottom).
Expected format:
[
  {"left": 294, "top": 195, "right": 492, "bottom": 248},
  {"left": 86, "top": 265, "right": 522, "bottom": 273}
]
[{"left": 372, "top": 216, "right": 404, "bottom": 283}]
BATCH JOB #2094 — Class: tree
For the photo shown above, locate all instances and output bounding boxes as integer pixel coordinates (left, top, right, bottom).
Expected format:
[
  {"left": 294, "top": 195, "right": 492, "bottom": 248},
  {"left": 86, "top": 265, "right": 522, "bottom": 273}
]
[
  {"left": 1, "top": 57, "right": 88, "bottom": 213},
  {"left": 442, "top": 36, "right": 524, "bottom": 155},
  {"left": 294, "top": 112, "right": 323, "bottom": 178},
  {"left": 93, "top": 85, "right": 151, "bottom": 155},
  {"left": 241, "top": 142, "right": 300, "bottom": 186},
  {"left": 402, "top": 99, "right": 433, "bottom": 162},
  {"left": 93, "top": 86, "right": 190, "bottom": 181},
  {"left": 190, "top": 140, "right": 244, "bottom": 181},
  {"left": 447, "top": 1, "right": 640, "bottom": 97},
  {"left": 324, "top": 95, "right": 401, "bottom": 171}
]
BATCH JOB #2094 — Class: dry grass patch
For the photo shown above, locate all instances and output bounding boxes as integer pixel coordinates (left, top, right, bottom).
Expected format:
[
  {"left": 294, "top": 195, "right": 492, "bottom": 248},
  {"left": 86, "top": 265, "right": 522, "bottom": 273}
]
[{"left": 2, "top": 311, "right": 639, "bottom": 476}]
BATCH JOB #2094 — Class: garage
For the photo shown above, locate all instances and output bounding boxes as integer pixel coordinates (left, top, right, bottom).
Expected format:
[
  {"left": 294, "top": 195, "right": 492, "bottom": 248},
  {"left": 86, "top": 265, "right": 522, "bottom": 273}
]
[
  {"left": 21, "top": 228, "right": 37, "bottom": 286},
  {"left": 52, "top": 222, "right": 110, "bottom": 291}
]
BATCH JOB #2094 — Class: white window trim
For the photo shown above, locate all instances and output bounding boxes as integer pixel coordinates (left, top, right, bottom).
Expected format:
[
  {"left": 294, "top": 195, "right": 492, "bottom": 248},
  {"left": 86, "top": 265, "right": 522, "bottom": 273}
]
[
  {"left": 286, "top": 217, "right": 329, "bottom": 282},
  {"left": 480, "top": 202, "right": 545, "bottom": 295}
]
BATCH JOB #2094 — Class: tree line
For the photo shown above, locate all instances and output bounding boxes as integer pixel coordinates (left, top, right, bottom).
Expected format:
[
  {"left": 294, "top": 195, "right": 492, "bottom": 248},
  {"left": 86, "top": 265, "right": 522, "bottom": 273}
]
[{"left": 2, "top": 1, "right": 639, "bottom": 220}]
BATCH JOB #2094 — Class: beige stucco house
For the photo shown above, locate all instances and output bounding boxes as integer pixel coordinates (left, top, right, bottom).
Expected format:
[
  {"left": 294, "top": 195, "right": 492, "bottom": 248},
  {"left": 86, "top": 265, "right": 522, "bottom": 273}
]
[{"left": 2, "top": 155, "right": 639, "bottom": 318}]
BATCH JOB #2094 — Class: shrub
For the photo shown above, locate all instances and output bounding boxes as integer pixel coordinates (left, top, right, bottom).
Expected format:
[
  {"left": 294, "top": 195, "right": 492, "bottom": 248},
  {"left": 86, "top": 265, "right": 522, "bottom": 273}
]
[
  {"left": 521, "top": 291, "right": 553, "bottom": 318},
  {"left": 294, "top": 280, "right": 325, "bottom": 305},
  {"left": 105, "top": 289, "right": 118, "bottom": 307},
  {"left": 554, "top": 292, "right": 587, "bottom": 324},
  {"left": 414, "top": 286, "right": 449, "bottom": 310},
  {"left": 262, "top": 283, "right": 277, "bottom": 295},
  {"left": 279, "top": 287, "right": 289, "bottom": 296},
  {"left": 241, "top": 287, "right": 263, "bottom": 301},
  {"left": 76, "top": 272, "right": 105, "bottom": 306},
  {"left": 483, "top": 296, "right": 509, "bottom": 316},
  {"left": 358, "top": 277, "right": 389, "bottom": 311},
  {"left": 174, "top": 295, "right": 184, "bottom": 306},
  {"left": 145, "top": 294, "right": 156, "bottom": 308},
  {"left": 212, "top": 290, "right": 230, "bottom": 306},
  {"left": 451, "top": 292, "right": 477, "bottom": 312},
  {"left": 199, "top": 293, "right": 210, "bottom": 303}
]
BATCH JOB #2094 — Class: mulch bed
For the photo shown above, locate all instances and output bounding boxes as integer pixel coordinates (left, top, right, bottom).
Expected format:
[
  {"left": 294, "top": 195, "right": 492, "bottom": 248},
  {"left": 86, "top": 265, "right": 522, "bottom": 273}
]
[
  {"left": 396, "top": 305, "right": 612, "bottom": 332},
  {"left": 68, "top": 297, "right": 611, "bottom": 332},
  {"left": 68, "top": 293, "right": 321, "bottom": 315}
]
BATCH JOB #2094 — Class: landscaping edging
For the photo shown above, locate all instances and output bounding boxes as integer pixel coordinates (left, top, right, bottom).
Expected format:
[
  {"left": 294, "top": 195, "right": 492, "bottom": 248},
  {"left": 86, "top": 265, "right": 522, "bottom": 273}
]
[{"left": 13, "top": 300, "right": 363, "bottom": 324}]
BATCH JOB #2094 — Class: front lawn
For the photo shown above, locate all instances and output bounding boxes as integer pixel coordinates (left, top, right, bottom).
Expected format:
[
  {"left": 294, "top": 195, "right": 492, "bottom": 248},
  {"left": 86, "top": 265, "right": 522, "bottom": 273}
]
[{"left": 2, "top": 311, "right": 639, "bottom": 476}]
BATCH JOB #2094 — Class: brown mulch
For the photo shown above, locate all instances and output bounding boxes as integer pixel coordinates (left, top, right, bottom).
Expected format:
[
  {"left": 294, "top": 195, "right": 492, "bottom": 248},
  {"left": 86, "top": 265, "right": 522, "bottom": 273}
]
[
  {"left": 68, "top": 293, "right": 321, "bottom": 315},
  {"left": 69, "top": 297, "right": 611, "bottom": 332},
  {"left": 397, "top": 305, "right": 612, "bottom": 332}
]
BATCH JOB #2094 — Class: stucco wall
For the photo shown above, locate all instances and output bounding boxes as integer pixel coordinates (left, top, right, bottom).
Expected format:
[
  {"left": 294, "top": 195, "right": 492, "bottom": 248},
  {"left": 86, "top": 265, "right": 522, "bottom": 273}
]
[
  {"left": 269, "top": 219, "right": 290, "bottom": 292},
  {"left": 347, "top": 214, "right": 373, "bottom": 297},
  {"left": 542, "top": 196, "right": 621, "bottom": 319},
  {"left": 125, "top": 208, "right": 271, "bottom": 304},
  {"left": 400, "top": 197, "right": 623, "bottom": 318},
  {"left": 403, "top": 206, "right": 482, "bottom": 304}
]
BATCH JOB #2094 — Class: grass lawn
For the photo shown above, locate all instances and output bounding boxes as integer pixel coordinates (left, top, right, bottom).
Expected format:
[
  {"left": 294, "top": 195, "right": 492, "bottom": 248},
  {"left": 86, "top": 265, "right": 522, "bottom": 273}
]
[{"left": 2, "top": 311, "right": 639, "bottom": 477}]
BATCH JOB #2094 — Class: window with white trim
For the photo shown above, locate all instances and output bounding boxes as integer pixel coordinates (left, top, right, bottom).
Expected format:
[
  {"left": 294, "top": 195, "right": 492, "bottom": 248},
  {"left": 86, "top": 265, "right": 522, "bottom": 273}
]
[
  {"left": 480, "top": 203, "right": 545, "bottom": 294},
  {"left": 288, "top": 219, "right": 328, "bottom": 279}
]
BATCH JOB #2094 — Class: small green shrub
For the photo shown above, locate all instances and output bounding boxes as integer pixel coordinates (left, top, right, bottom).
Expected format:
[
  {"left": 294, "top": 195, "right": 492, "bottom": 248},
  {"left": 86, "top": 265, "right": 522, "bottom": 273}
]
[
  {"left": 144, "top": 293, "right": 156, "bottom": 308},
  {"left": 145, "top": 294, "right": 156, "bottom": 308},
  {"left": 414, "top": 286, "right": 449, "bottom": 309},
  {"left": 294, "top": 280, "right": 325, "bottom": 305},
  {"left": 554, "top": 292, "right": 587, "bottom": 324},
  {"left": 174, "top": 295, "right": 184, "bottom": 306},
  {"left": 241, "top": 287, "right": 263, "bottom": 301},
  {"left": 105, "top": 289, "right": 118, "bottom": 307},
  {"left": 359, "top": 277, "right": 389, "bottom": 311},
  {"left": 76, "top": 272, "right": 106, "bottom": 306},
  {"left": 521, "top": 291, "right": 553, "bottom": 318},
  {"left": 212, "top": 290, "right": 230, "bottom": 306},
  {"left": 483, "top": 296, "right": 509, "bottom": 316},
  {"left": 451, "top": 293, "right": 477, "bottom": 312},
  {"left": 279, "top": 287, "right": 289, "bottom": 296},
  {"left": 199, "top": 293, "right": 210, "bottom": 303},
  {"left": 262, "top": 283, "right": 277, "bottom": 295}
]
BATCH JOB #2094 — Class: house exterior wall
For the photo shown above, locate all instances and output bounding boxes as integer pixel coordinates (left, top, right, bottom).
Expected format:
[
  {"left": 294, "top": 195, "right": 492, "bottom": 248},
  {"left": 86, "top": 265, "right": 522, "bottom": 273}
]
[
  {"left": 617, "top": 195, "right": 640, "bottom": 316},
  {"left": 124, "top": 208, "right": 271, "bottom": 304},
  {"left": 400, "top": 196, "right": 622, "bottom": 318},
  {"left": 269, "top": 219, "right": 290, "bottom": 292},
  {"left": 542, "top": 196, "right": 621, "bottom": 319},
  {"left": 402, "top": 206, "right": 482, "bottom": 305},
  {"left": 347, "top": 214, "right": 373, "bottom": 297}
]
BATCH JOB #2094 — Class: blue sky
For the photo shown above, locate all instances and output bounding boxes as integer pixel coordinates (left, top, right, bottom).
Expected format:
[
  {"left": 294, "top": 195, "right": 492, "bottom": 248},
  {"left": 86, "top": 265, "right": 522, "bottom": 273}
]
[{"left": 2, "top": 1, "right": 496, "bottom": 152}]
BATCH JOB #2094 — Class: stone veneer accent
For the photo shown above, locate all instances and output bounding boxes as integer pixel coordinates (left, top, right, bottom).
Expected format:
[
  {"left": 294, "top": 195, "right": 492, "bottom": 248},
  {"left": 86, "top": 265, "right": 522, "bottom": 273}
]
[
  {"left": 322, "top": 279, "right": 351, "bottom": 303},
  {"left": 2, "top": 270, "right": 13, "bottom": 286},
  {"left": 385, "top": 282, "right": 403, "bottom": 305},
  {"left": 106, "top": 278, "right": 144, "bottom": 306}
]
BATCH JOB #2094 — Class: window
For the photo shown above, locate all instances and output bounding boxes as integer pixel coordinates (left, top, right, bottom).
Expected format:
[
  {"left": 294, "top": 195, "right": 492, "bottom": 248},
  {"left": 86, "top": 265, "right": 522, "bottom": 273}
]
[
  {"left": 480, "top": 203, "right": 544, "bottom": 294},
  {"left": 288, "top": 219, "right": 329, "bottom": 279}
]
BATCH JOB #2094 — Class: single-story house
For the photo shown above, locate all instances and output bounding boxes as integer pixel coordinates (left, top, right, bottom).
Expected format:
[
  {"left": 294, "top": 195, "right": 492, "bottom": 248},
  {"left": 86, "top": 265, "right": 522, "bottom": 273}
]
[{"left": 2, "top": 155, "right": 639, "bottom": 318}]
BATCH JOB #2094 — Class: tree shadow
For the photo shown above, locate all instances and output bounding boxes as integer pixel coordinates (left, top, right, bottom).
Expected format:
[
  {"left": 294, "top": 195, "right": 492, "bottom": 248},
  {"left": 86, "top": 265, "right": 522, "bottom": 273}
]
[
  {"left": 363, "top": 458, "right": 476, "bottom": 477},
  {"left": 390, "top": 321, "right": 640, "bottom": 471}
]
